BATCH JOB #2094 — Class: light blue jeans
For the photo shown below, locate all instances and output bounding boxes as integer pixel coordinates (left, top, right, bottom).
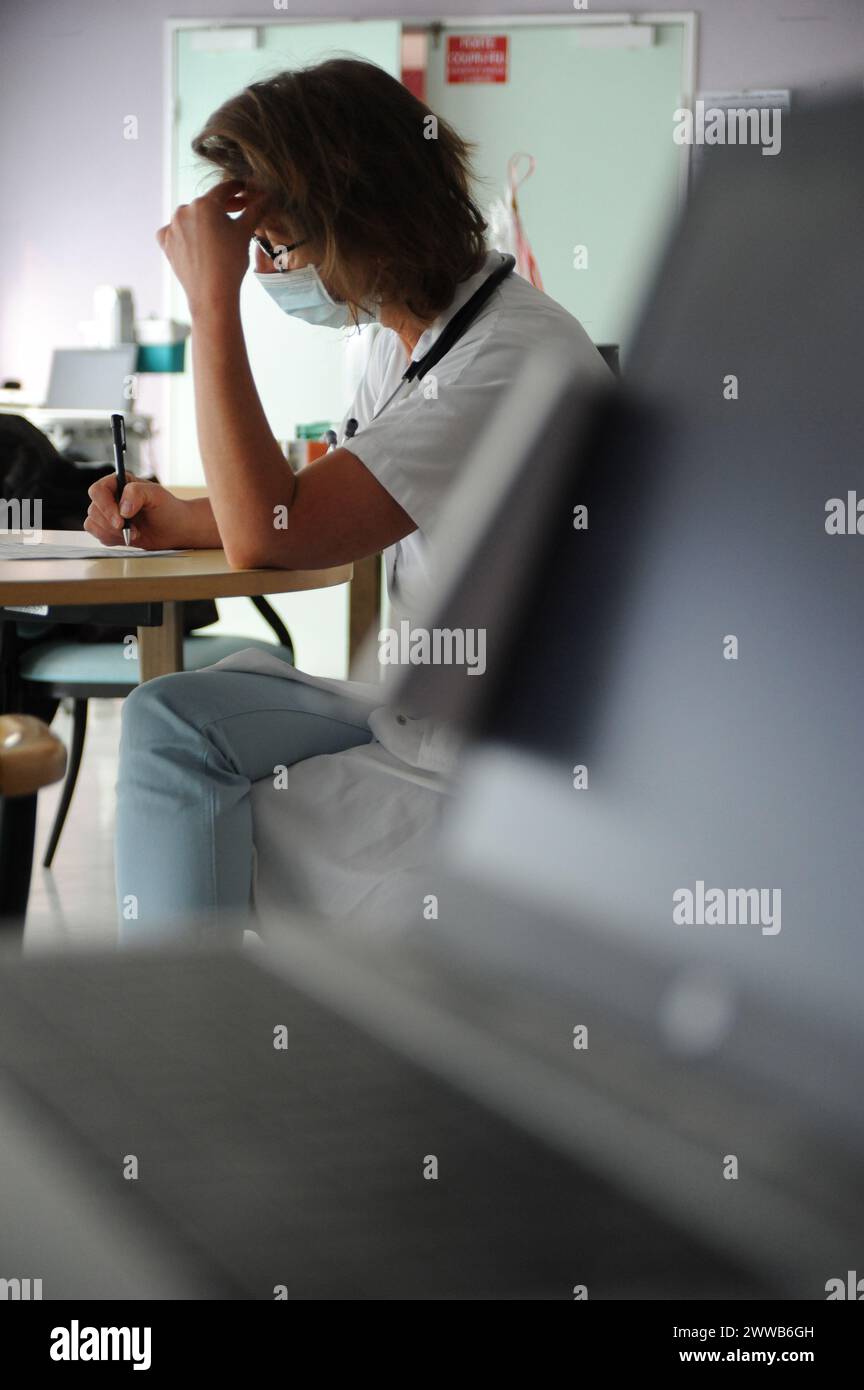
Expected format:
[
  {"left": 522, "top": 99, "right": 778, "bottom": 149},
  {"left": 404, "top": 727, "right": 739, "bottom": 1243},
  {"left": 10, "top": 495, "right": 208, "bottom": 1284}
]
[{"left": 115, "top": 666, "right": 373, "bottom": 945}]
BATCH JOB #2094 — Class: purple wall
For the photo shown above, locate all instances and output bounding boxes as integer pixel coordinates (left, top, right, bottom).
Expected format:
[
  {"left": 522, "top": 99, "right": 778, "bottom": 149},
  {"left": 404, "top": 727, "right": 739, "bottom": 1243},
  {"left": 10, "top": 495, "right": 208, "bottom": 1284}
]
[{"left": 2, "top": 0, "right": 862, "bottom": 411}]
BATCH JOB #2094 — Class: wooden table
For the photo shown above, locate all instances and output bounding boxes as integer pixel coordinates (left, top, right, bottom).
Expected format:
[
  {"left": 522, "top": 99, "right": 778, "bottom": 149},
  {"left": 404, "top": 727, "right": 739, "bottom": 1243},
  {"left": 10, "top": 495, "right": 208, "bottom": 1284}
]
[{"left": 0, "top": 532, "right": 351, "bottom": 682}]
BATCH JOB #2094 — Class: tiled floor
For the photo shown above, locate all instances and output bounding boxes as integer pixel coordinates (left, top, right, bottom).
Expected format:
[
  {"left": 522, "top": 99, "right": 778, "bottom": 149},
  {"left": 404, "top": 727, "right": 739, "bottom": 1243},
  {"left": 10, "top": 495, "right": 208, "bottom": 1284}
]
[{"left": 24, "top": 699, "right": 122, "bottom": 952}]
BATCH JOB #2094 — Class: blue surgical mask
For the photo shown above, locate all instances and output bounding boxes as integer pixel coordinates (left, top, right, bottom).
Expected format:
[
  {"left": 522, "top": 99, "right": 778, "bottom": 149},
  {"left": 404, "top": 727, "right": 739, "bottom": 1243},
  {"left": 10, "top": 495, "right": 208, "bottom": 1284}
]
[{"left": 254, "top": 264, "right": 376, "bottom": 329}]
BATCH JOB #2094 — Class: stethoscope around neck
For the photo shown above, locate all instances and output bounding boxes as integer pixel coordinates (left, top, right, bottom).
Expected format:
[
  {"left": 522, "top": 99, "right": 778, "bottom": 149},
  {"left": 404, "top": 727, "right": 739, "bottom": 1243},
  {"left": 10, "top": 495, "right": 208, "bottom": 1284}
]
[{"left": 340, "top": 252, "right": 516, "bottom": 444}]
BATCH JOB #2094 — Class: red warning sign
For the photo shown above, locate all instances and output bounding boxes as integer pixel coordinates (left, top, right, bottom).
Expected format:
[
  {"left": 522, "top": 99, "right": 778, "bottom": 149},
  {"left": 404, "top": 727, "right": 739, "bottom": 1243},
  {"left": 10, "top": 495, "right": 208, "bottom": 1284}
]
[{"left": 446, "top": 34, "right": 509, "bottom": 85}]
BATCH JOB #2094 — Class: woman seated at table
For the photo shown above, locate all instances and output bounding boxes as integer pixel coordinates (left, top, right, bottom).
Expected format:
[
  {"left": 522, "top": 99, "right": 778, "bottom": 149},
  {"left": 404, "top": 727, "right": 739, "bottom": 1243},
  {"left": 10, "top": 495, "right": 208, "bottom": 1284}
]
[{"left": 85, "top": 58, "right": 607, "bottom": 940}]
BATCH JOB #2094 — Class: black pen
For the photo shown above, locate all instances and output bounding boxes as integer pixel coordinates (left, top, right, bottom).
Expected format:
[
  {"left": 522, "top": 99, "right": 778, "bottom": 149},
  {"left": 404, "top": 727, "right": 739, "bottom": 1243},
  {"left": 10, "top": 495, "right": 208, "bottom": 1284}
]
[{"left": 110, "top": 412, "right": 130, "bottom": 546}]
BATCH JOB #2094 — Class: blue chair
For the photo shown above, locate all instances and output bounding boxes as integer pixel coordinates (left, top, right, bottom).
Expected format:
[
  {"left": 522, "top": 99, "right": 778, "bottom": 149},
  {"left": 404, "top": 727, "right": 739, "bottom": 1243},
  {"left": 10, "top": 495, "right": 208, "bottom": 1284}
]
[{"left": 19, "top": 618, "right": 294, "bottom": 868}]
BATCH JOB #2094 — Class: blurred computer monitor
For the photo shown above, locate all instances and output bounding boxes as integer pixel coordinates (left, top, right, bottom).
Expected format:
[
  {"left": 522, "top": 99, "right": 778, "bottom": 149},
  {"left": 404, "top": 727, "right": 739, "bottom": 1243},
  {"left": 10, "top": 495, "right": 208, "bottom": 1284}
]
[
  {"left": 406, "top": 92, "right": 864, "bottom": 1029},
  {"left": 45, "top": 346, "right": 137, "bottom": 410},
  {"left": 386, "top": 95, "right": 864, "bottom": 1287}
]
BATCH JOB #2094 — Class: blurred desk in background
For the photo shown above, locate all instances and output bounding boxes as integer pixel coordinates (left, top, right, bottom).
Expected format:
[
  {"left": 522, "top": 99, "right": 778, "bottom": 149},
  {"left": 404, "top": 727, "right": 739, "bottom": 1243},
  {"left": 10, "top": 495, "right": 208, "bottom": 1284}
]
[{"left": 0, "top": 403, "right": 154, "bottom": 473}]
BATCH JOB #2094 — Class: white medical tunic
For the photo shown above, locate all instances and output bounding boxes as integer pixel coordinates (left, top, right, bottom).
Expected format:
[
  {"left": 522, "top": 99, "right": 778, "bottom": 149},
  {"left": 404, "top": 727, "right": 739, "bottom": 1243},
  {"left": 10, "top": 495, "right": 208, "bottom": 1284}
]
[
  {"left": 213, "top": 253, "right": 610, "bottom": 932},
  {"left": 341, "top": 250, "right": 608, "bottom": 623}
]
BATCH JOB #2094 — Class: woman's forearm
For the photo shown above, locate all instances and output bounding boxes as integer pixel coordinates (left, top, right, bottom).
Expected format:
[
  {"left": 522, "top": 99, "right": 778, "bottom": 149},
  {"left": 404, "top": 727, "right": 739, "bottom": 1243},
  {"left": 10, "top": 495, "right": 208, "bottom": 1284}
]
[
  {"left": 190, "top": 302, "right": 296, "bottom": 568},
  {"left": 186, "top": 496, "right": 224, "bottom": 548}
]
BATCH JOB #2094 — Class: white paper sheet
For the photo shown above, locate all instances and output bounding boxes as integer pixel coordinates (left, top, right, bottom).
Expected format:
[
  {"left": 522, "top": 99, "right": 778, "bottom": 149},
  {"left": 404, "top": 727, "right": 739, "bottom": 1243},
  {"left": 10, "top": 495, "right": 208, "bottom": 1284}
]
[{"left": 0, "top": 538, "right": 189, "bottom": 560}]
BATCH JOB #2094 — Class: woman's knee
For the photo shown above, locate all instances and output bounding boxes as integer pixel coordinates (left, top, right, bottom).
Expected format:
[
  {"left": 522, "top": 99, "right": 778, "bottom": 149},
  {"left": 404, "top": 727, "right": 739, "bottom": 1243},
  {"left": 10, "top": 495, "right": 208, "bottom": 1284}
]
[{"left": 121, "top": 672, "right": 204, "bottom": 747}]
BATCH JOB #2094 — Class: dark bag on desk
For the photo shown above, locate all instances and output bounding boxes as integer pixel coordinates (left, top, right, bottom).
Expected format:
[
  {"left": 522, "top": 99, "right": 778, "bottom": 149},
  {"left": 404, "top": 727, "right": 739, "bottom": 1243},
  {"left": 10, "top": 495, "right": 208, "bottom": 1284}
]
[{"left": 0, "top": 414, "right": 218, "bottom": 636}]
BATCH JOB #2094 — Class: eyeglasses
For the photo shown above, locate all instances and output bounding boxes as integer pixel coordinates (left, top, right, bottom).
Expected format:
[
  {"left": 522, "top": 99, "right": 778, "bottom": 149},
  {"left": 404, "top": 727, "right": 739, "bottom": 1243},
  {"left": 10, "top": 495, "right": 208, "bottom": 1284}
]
[{"left": 251, "top": 233, "right": 310, "bottom": 272}]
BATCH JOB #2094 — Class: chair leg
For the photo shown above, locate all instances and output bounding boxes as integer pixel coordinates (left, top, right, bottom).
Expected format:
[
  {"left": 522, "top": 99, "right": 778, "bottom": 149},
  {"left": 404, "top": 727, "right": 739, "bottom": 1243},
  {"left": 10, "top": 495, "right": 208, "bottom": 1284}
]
[
  {"left": 249, "top": 595, "right": 294, "bottom": 659},
  {"left": 0, "top": 793, "right": 37, "bottom": 935},
  {"left": 42, "top": 698, "right": 88, "bottom": 869}
]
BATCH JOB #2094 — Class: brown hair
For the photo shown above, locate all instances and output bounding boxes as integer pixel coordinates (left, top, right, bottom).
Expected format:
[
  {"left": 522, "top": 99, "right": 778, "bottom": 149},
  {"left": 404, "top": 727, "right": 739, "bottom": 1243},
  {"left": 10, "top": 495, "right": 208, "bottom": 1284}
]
[{"left": 191, "top": 57, "right": 488, "bottom": 322}]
